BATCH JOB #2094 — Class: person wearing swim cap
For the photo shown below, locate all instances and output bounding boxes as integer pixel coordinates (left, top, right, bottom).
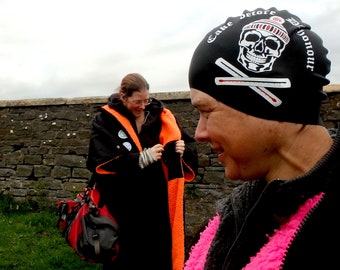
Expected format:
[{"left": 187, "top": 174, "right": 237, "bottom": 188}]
[{"left": 184, "top": 7, "right": 339, "bottom": 270}]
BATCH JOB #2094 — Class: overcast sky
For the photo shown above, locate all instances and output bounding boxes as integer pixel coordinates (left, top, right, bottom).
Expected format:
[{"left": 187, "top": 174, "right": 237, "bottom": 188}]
[{"left": 0, "top": 0, "right": 339, "bottom": 101}]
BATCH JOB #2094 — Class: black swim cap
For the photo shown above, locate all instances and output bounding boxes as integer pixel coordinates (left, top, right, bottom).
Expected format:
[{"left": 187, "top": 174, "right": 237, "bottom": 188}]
[{"left": 189, "top": 7, "right": 331, "bottom": 124}]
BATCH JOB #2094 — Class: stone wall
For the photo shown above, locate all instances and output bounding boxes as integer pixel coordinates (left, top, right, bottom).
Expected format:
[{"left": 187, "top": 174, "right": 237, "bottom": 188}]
[{"left": 0, "top": 87, "right": 339, "bottom": 253}]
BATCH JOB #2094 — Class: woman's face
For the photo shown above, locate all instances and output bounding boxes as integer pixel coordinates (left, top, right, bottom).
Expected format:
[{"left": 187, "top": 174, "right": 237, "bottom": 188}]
[
  {"left": 121, "top": 89, "right": 150, "bottom": 118},
  {"left": 190, "top": 88, "right": 278, "bottom": 181}
]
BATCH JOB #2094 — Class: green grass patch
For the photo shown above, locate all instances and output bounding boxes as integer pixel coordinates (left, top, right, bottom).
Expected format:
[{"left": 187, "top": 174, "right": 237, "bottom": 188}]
[{"left": 0, "top": 194, "right": 102, "bottom": 270}]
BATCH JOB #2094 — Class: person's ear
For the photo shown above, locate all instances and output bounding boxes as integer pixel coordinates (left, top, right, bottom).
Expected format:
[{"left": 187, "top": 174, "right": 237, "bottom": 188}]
[{"left": 119, "top": 92, "right": 126, "bottom": 102}]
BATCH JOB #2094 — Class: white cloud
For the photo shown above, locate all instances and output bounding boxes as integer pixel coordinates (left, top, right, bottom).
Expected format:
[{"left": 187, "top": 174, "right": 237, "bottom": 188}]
[{"left": 0, "top": 0, "right": 339, "bottom": 100}]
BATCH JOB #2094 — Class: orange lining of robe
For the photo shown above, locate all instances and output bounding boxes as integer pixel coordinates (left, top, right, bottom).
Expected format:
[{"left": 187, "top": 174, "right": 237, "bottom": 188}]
[{"left": 159, "top": 108, "right": 195, "bottom": 270}]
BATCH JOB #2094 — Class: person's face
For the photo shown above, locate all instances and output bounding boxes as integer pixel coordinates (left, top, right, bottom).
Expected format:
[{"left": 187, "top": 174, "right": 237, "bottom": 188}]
[
  {"left": 190, "top": 88, "right": 276, "bottom": 181},
  {"left": 121, "top": 89, "right": 150, "bottom": 118}
]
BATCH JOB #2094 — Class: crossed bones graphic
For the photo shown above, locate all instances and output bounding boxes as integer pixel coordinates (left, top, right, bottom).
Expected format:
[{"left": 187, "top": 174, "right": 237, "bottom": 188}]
[{"left": 215, "top": 57, "right": 292, "bottom": 107}]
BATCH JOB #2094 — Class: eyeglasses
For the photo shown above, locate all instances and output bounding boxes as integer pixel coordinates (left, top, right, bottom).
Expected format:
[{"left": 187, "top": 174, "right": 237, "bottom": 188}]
[{"left": 124, "top": 97, "right": 152, "bottom": 106}]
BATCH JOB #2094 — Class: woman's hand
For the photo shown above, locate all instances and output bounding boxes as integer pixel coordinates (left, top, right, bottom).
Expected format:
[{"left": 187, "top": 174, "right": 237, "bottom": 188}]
[
  {"left": 139, "top": 144, "right": 164, "bottom": 169},
  {"left": 175, "top": 140, "right": 185, "bottom": 157},
  {"left": 150, "top": 144, "right": 164, "bottom": 160}
]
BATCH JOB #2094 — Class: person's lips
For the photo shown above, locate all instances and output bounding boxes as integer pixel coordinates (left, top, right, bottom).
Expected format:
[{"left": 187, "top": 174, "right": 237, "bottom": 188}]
[{"left": 211, "top": 146, "right": 225, "bottom": 164}]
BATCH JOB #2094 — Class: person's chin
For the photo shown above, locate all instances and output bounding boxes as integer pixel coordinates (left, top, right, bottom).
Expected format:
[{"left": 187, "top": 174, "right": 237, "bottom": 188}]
[
  {"left": 134, "top": 111, "right": 143, "bottom": 117},
  {"left": 225, "top": 168, "right": 242, "bottom": 181}
]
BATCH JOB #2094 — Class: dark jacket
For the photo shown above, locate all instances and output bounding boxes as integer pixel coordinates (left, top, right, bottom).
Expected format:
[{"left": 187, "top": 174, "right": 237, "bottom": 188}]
[
  {"left": 200, "top": 129, "right": 340, "bottom": 269},
  {"left": 86, "top": 94, "right": 198, "bottom": 270}
]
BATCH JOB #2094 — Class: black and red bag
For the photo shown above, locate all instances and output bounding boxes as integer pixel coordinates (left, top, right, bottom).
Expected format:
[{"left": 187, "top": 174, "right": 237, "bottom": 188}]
[{"left": 57, "top": 185, "right": 119, "bottom": 263}]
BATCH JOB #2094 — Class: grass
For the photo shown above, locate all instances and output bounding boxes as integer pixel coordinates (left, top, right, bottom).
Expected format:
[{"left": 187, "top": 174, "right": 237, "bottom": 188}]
[{"left": 0, "top": 194, "right": 102, "bottom": 270}]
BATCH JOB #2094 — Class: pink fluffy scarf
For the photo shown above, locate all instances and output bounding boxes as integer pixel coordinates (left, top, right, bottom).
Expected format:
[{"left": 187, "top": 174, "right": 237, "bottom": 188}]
[
  {"left": 183, "top": 193, "right": 323, "bottom": 270},
  {"left": 183, "top": 214, "right": 221, "bottom": 270},
  {"left": 243, "top": 193, "right": 323, "bottom": 269}
]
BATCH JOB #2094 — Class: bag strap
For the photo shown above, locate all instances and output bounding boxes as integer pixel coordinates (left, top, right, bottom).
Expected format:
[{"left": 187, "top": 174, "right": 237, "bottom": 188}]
[{"left": 87, "top": 173, "right": 97, "bottom": 188}]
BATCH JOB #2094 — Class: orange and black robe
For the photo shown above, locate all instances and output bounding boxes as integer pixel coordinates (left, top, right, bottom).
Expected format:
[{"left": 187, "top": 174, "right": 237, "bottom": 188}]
[{"left": 87, "top": 94, "right": 197, "bottom": 270}]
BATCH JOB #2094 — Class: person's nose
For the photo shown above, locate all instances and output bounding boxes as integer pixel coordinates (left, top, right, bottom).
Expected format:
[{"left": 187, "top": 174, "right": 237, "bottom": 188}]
[
  {"left": 195, "top": 117, "right": 209, "bottom": 142},
  {"left": 138, "top": 104, "right": 146, "bottom": 108}
]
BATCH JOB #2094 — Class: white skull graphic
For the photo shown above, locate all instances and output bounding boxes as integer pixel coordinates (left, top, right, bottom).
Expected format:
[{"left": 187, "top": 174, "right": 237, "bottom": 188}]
[{"left": 238, "top": 16, "right": 290, "bottom": 73}]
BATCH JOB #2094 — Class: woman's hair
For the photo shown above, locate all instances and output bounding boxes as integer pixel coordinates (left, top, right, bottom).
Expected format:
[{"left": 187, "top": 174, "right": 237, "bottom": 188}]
[{"left": 117, "top": 73, "right": 150, "bottom": 97}]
